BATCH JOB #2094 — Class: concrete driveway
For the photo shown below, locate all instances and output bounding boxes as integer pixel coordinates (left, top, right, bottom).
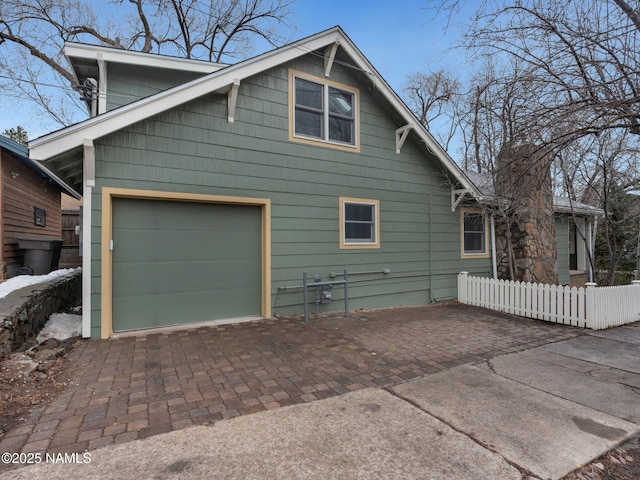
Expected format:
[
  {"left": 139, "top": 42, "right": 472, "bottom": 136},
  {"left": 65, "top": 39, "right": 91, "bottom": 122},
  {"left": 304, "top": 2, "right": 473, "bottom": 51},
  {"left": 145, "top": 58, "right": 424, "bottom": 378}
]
[
  {"left": 393, "top": 323, "right": 640, "bottom": 479},
  {"left": 2, "top": 306, "right": 639, "bottom": 479}
]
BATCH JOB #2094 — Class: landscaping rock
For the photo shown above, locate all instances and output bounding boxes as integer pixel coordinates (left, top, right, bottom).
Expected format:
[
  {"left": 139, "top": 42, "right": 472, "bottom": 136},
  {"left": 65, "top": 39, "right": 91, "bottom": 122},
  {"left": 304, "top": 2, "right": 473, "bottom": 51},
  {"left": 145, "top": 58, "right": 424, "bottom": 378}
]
[
  {"left": 7, "top": 353, "right": 38, "bottom": 376},
  {"left": 32, "top": 347, "right": 66, "bottom": 362}
]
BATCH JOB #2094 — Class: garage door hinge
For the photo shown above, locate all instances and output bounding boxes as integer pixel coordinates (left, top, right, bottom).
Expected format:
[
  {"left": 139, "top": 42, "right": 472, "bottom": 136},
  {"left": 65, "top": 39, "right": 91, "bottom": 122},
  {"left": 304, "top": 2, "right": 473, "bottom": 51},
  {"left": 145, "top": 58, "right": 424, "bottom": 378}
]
[{"left": 110, "top": 240, "right": 113, "bottom": 251}]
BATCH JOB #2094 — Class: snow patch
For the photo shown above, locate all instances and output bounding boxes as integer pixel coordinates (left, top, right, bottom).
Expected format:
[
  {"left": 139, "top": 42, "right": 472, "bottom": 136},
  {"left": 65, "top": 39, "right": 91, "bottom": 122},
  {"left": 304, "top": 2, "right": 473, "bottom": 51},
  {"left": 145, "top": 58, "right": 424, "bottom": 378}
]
[
  {"left": 36, "top": 313, "right": 82, "bottom": 343},
  {"left": 0, "top": 268, "right": 80, "bottom": 299}
]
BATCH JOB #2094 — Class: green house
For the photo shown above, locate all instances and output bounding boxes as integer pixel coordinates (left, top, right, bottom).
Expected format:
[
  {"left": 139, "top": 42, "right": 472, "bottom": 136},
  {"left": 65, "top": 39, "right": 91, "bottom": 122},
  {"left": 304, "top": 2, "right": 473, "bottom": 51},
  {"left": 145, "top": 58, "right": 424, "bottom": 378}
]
[{"left": 30, "top": 27, "right": 497, "bottom": 339}]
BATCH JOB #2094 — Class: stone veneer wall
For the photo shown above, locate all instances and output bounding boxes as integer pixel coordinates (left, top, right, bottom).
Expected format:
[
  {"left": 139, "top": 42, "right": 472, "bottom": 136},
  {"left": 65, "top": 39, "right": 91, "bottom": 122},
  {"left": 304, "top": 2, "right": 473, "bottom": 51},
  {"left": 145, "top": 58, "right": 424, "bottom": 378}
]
[
  {"left": 494, "top": 144, "right": 558, "bottom": 284},
  {"left": 0, "top": 271, "right": 81, "bottom": 358}
]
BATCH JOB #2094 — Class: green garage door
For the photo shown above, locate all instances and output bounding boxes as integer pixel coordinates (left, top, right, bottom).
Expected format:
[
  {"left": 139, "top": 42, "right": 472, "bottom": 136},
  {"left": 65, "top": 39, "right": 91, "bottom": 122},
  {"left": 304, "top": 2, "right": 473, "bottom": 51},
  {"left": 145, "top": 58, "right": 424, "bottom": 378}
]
[{"left": 112, "top": 198, "right": 262, "bottom": 332}]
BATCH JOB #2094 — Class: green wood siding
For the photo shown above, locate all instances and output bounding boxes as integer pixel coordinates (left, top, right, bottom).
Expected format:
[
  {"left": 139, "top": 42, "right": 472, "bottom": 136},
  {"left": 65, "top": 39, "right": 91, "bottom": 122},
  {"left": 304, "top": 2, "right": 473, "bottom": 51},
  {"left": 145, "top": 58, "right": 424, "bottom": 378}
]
[
  {"left": 88, "top": 53, "right": 491, "bottom": 337},
  {"left": 106, "top": 63, "right": 207, "bottom": 111},
  {"left": 556, "top": 216, "right": 570, "bottom": 285}
]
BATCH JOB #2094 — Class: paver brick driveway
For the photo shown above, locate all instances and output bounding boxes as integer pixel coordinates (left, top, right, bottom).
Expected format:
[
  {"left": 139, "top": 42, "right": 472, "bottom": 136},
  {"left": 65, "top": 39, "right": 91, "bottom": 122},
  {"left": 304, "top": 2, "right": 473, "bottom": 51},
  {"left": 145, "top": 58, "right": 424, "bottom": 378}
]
[{"left": 0, "top": 304, "right": 582, "bottom": 466}]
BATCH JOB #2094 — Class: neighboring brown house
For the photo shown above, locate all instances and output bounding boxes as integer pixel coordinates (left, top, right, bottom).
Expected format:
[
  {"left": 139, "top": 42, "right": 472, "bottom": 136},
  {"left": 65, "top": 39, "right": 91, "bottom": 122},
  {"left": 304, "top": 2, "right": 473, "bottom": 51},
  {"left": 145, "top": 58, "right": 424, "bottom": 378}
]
[
  {"left": 60, "top": 194, "right": 82, "bottom": 268},
  {"left": 0, "top": 135, "right": 81, "bottom": 278}
]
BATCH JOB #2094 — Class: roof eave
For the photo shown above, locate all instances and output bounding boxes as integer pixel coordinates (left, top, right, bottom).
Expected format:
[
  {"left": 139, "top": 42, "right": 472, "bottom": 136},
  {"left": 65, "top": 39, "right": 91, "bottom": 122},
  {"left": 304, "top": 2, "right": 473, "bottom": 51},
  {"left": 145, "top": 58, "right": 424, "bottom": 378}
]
[
  {"left": 475, "top": 196, "right": 604, "bottom": 218},
  {"left": 553, "top": 205, "right": 605, "bottom": 218},
  {"left": 31, "top": 26, "right": 478, "bottom": 198},
  {"left": 30, "top": 28, "right": 346, "bottom": 161},
  {"left": 31, "top": 158, "right": 82, "bottom": 199},
  {"left": 64, "top": 42, "right": 228, "bottom": 73}
]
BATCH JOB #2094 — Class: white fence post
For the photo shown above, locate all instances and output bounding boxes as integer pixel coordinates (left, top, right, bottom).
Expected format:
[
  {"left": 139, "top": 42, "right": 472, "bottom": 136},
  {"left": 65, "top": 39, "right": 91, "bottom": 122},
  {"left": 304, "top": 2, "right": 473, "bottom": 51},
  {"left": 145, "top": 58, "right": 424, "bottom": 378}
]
[
  {"left": 632, "top": 280, "right": 640, "bottom": 326},
  {"left": 458, "top": 272, "right": 469, "bottom": 304},
  {"left": 584, "top": 282, "right": 597, "bottom": 329}
]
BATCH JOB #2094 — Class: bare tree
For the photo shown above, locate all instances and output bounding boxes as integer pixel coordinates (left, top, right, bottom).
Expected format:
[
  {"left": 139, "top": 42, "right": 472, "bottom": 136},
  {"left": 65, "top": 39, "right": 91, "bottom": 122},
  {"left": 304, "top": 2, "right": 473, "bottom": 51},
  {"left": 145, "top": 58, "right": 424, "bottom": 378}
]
[
  {"left": 0, "top": 0, "right": 294, "bottom": 128},
  {"left": 422, "top": 0, "right": 640, "bottom": 283},
  {"left": 402, "top": 70, "right": 461, "bottom": 150},
  {"left": 454, "top": 57, "right": 548, "bottom": 173},
  {"left": 559, "top": 130, "right": 640, "bottom": 284},
  {"left": 428, "top": 0, "right": 640, "bottom": 150},
  {"left": 461, "top": 0, "right": 640, "bottom": 149}
]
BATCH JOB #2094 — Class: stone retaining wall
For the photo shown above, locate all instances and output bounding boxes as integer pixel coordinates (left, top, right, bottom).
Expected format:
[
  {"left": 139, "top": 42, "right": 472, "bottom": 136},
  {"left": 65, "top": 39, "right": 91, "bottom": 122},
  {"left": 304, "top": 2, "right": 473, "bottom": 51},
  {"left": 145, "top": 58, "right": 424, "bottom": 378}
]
[{"left": 0, "top": 271, "right": 81, "bottom": 358}]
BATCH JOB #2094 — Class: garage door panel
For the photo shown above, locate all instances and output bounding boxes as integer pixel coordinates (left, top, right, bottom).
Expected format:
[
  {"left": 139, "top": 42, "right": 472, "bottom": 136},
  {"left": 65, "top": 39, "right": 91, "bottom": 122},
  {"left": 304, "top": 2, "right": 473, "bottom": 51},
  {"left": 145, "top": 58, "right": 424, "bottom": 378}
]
[
  {"left": 112, "top": 198, "right": 263, "bottom": 332},
  {"left": 114, "top": 287, "right": 262, "bottom": 331},
  {"left": 113, "top": 230, "right": 261, "bottom": 263},
  {"left": 112, "top": 259, "right": 262, "bottom": 296},
  {"left": 114, "top": 200, "right": 260, "bottom": 229}
]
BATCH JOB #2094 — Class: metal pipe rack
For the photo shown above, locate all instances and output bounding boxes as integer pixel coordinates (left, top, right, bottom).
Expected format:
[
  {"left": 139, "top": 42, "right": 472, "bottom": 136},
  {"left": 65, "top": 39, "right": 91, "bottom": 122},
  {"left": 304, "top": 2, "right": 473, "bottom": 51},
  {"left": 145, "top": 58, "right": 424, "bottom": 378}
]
[{"left": 303, "top": 269, "right": 349, "bottom": 323}]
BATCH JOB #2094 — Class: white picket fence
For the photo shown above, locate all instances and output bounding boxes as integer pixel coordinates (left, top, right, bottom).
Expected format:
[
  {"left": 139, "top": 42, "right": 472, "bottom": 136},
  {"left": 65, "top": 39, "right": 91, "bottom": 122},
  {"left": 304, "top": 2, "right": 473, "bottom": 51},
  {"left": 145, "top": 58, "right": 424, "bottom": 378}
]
[{"left": 457, "top": 272, "right": 640, "bottom": 330}]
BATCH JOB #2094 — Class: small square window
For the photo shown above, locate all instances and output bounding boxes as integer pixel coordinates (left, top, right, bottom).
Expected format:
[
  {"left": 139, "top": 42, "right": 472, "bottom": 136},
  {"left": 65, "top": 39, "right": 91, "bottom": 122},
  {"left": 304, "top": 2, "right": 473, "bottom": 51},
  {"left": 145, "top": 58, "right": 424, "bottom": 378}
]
[
  {"left": 34, "top": 207, "right": 46, "bottom": 227},
  {"left": 461, "top": 210, "right": 488, "bottom": 256},
  {"left": 340, "top": 197, "right": 380, "bottom": 249},
  {"left": 345, "top": 203, "right": 375, "bottom": 242}
]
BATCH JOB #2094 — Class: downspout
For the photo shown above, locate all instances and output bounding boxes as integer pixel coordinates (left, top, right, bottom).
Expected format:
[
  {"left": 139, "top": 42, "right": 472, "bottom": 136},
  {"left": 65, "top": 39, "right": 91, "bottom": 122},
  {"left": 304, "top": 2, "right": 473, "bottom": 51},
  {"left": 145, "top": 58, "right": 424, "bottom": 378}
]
[
  {"left": 82, "top": 138, "right": 96, "bottom": 338},
  {"left": 490, "top": 213, "right": 498, "bottom": 279},
  {"left": 589, "top": 218, "right": 598, "bottom": 283},
  {"left": 428, "top": 194, "right": 433, "bottom": 302},
  {"left": 585, "top": 220, "right": 592, "bottom": 282}
]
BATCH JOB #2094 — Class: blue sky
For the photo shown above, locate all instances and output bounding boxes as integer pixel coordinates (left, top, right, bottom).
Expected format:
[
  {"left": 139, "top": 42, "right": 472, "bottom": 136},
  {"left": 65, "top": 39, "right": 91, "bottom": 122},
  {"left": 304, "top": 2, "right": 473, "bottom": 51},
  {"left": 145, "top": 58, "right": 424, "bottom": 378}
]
[
  {"left": 1, "top": 0, "right": 474, "bottom": 140},
  {"left": 292, "top": 0, "right": 472, "bottom": 91}
]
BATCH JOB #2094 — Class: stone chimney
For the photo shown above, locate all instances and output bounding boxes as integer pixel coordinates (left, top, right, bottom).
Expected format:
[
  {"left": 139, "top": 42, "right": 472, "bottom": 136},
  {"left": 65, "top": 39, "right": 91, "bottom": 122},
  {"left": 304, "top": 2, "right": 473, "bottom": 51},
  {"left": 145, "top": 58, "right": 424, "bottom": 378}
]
[{"left": 494, "top": 143, "right": 558, "bottom": 284}]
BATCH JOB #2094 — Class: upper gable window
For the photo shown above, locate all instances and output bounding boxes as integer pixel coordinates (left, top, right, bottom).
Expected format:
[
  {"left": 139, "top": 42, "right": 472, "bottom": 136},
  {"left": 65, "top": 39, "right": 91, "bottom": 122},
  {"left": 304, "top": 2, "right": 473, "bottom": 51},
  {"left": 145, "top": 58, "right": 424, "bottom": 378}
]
[{"left": 290, "top": 71, "right": 359, "bottom": 151}]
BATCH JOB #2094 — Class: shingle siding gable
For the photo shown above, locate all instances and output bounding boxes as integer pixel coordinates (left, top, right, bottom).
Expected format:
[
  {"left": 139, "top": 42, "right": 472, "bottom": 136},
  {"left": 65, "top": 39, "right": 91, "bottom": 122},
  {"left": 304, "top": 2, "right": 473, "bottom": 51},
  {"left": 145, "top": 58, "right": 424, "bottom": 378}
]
[{"left": 106, "top": 63, "right": 210, "bottom": 111}]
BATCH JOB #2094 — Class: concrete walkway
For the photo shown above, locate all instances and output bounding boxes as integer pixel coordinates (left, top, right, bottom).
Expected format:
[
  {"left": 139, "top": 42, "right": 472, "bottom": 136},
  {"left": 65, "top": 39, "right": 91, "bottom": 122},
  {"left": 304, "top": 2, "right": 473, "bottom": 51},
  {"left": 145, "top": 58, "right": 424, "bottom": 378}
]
[
  {"left": 394, "top": 323, "right": 640, "bottom": 479},
  {"left": 2, "top": 305, "right": 639, "bottom": 479}
]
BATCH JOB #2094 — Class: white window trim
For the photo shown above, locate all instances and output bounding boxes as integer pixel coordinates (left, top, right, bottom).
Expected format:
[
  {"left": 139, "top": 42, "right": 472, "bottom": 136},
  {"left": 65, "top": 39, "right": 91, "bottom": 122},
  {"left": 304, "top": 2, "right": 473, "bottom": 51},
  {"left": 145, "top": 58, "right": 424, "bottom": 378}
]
[
  {"left": 289, "top": 70, "right": 360, "bottom": 152},
  {"left": 339, "top": 197, "right": 380, "bottom": 249},
  {"left": 460, "top": 208, "right": 490, "bottom": 258}
]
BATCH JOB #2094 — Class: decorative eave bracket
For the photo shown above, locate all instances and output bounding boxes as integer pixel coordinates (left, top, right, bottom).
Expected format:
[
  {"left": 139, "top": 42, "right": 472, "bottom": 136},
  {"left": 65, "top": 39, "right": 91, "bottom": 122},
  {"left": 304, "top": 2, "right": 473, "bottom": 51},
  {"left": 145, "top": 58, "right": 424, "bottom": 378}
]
[
  {"left": 396, "top": 124, "right": 414, "bottom": 154},
  {"left": 227, "top": 78, "right": 241, "bottom": 123},
  {"left": 83, "top": 138, "right": 95, "bottom": 188},
  {"left": 96, "top": 53, "right": 107, "bottom": 115},
  {"left": 451, "top": 188, "right": 471, "bottom": 212},
  {"left": 324, "top": 41, "right": 340, "bottom": 77}
]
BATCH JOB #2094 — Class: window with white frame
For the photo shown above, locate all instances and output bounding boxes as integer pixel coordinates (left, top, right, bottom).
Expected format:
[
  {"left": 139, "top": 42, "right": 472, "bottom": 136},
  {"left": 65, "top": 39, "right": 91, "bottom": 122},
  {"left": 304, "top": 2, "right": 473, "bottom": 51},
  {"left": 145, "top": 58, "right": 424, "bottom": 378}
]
[
  {"left": 292, "top": 73, "right": 357, "bottom": 148},
  {"left": 462, "top": 210, "right": 487, "bottom": 256},
  {"left": 340, "top": 197, "right": 379, "bottom": 248}
]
